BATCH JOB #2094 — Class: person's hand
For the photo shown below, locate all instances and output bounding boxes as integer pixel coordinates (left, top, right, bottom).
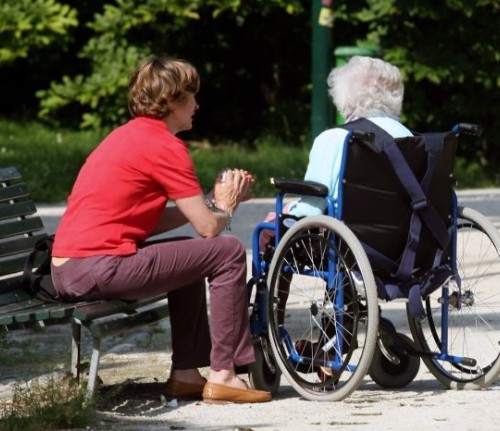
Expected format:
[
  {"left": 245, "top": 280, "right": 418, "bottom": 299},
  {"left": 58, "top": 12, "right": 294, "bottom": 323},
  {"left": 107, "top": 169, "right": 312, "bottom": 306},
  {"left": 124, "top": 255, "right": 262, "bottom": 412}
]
[
  {"left": 213, "top": 168, "right": 255, "bottom": 214},
  {"left": 238, "top": 169, "right": 255, "bottom": 202}
]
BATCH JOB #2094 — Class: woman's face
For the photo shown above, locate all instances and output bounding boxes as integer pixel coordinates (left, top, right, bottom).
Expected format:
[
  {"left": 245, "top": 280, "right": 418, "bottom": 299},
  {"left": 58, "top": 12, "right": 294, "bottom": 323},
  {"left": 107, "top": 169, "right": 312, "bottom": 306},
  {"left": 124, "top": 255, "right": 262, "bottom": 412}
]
[{"left": 166, "top": 92, "right": 199, "bottom": 135}]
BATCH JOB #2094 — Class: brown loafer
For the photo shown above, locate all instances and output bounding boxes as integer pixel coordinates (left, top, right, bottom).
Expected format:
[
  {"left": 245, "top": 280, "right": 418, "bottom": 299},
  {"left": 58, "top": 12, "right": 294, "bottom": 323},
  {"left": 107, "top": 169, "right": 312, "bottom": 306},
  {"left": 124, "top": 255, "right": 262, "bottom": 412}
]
[
  {"left": 202, "top": 382, "right": 271, "bottom": 404},
  {"left": 165, "top": 378, "right": 206, "bottom": 400}
]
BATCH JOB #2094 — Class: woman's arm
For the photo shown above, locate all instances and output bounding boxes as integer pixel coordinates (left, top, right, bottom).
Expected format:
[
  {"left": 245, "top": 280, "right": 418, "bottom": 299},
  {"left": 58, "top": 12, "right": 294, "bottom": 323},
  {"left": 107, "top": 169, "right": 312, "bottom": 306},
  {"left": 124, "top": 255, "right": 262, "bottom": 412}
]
[
  {"left": 175, "top": 195, "right": 230, "bottom": 238},
  {"left": 155, "top": 169, "right": 253, "bottom": 238},
  {"left": 180, "top": 169, "right": 254, "bottom": 238},
  {"left": 151, "top": 206, "right": 189, "bottom": 235}
]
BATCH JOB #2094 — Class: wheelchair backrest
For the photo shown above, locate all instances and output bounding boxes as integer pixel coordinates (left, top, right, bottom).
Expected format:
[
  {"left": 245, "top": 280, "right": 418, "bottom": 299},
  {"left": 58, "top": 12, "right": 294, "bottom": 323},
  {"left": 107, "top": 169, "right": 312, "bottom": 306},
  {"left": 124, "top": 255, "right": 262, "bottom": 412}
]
[{"left": 339, "top": 119, "right": 457, "bottom": 278}]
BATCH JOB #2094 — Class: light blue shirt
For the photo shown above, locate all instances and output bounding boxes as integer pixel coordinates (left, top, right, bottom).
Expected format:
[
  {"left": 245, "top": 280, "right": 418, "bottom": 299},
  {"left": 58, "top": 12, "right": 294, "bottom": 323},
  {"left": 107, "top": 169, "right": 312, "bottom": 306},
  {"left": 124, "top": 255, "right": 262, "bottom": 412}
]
[{"left": 287, "top": 117, "right": 413, "bottom": 217}]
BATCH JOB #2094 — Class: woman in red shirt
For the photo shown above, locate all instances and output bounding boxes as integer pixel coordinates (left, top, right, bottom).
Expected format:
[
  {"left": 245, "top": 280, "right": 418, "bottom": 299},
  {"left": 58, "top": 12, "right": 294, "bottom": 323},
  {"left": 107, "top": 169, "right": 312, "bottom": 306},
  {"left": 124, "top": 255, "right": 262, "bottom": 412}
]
[{"left": 51, "top": 55, "right": 270, "bottom": 404}]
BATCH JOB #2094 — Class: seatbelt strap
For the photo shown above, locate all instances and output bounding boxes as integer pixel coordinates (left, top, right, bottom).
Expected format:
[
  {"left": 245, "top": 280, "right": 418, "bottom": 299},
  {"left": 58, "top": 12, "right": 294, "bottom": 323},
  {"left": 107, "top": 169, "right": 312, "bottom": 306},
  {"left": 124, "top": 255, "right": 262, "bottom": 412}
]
[
  {"left": 342, "top": 119, "right": 449, "bottom": 280},
  {"left": 383, "top": 139, "right": 449, "bottom": 279}
]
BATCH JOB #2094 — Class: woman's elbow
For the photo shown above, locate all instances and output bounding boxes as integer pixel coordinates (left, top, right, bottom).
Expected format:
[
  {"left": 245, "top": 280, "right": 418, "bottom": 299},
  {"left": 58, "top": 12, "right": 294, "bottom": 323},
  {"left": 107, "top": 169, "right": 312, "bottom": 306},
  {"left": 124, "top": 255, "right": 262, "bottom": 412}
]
[
  {"left": 193, "top": 220, "right": 220, "bottom": 238},
  {"left": 199, "top": 231, "right": 218, "bottom": 239}
]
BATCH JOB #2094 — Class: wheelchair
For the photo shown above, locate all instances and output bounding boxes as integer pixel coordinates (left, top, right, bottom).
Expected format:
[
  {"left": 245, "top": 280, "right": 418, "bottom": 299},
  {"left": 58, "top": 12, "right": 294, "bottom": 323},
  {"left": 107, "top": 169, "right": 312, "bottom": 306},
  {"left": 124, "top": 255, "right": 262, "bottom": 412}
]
[{"left": 245, "top": 121, "right": 500, "bottom": 401}]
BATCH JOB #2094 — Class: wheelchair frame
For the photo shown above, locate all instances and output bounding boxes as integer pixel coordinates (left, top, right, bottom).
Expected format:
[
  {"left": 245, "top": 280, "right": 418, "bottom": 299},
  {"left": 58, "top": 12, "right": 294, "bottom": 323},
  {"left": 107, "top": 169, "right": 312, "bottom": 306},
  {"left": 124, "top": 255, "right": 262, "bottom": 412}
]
[{"left": 246, "top": 124, "right": 500, "bottom": 401}]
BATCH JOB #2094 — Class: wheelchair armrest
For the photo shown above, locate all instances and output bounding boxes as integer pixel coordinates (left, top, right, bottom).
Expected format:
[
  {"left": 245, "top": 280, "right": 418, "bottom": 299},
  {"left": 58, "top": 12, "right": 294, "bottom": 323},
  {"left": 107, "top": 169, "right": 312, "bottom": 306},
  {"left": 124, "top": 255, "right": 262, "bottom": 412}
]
[{"left": 271, "top": 178, "right": 329, "bottom": 197}]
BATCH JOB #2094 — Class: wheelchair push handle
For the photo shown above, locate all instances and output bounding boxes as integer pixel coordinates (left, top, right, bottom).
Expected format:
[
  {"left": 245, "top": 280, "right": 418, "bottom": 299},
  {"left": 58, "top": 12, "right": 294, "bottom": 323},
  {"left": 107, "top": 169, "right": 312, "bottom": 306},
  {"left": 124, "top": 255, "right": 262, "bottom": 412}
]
[{"left": 453, "top": 123, "right": 483, "bottom": 137}]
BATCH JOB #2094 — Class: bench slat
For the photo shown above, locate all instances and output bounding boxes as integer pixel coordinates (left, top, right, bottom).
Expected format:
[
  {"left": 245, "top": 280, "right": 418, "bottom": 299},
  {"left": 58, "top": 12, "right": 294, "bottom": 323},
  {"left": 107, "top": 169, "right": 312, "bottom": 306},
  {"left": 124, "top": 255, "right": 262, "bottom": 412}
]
[
  {"left": 0, "top": 254, "right": 32, "bottom": 277},
  {"left": 0, "top": 302, "right": 75, "bottom": 325},
  {"left": 0, "top": 296, "right": 45, "bottom": 314},
  {"left": 0, "top": 297, "right": 46, "bottom": 325},
  {"left": 73, "top": 294, "right": 169, "bottom": 322},
  {"left": 0, "top": 217, "right": 44, "bottom": 238},
  {"left": 0, "top": 291, "right": 32, "bottom": 307},
  {"left": 0, "top": 183, "right": 30, "bottom": 203},
  {"left": 0, "top": 233, "right": 47, "bottom": 259},
  {"left": 86, "top": 304, "right": 169, "bottom": 339},
  {"left": 16, "top": 303, "right": 75, "bottom": 323},
  {"left": 0, "top": 166, "right": 21, "bottom": 182},
  {"left": 0, "top": 200, "right": 37, "bottom": 220},
  {"left": 0, "top": 275, "right": 26, "bottom": 297}
]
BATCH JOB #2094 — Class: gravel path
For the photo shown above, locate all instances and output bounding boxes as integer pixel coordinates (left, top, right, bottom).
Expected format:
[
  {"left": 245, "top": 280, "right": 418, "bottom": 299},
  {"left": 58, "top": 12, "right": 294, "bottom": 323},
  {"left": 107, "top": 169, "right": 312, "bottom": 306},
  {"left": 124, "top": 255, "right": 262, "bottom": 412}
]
[{"left": 2, "top": 193, "right": 500, "bottom": 430}]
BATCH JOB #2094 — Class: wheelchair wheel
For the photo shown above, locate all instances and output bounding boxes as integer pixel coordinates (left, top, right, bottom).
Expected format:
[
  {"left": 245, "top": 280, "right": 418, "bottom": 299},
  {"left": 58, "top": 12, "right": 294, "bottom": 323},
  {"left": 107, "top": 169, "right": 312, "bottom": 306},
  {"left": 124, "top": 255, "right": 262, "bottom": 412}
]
[
  {"left": 408, "top": 206, "right": 500, "bottom": 388},
  {"left": 248, "top": 336, "right": 281, "bottom": 394},
  {"left": 369, "top": 332, "right": 420, "bottom": 388},
  {"left": 266, "top": 216, "right": 379, "bottom": 401}
]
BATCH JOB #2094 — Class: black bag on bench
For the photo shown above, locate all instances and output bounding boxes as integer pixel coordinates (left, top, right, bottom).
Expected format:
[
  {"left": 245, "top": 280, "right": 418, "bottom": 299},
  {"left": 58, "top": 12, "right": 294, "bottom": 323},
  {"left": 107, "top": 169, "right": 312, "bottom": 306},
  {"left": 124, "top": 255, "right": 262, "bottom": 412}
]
[{"left": 22, "top": 235, "right": 61, "bottom": 303}]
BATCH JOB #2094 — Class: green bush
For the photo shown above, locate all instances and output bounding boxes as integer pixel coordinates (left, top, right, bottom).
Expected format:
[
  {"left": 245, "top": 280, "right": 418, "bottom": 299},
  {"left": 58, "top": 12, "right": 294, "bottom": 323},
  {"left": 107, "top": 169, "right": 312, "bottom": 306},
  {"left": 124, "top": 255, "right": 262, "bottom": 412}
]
[
  {"left": 0, "top": 119, "right": 105, "bottom": 202},
  {"left": 0, "top": 119, "right": 310, "bottom": 202},
  {"left": 0, "top": 118, "right": 496, "bottom": 203}
]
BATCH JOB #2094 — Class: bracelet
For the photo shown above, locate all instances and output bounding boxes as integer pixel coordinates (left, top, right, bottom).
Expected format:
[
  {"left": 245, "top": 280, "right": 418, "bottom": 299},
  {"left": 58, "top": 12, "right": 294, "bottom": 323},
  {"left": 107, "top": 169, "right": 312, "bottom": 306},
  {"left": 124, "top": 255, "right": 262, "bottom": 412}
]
[{"left": 205, "top": 198, "right": 232, "bottom": 231}]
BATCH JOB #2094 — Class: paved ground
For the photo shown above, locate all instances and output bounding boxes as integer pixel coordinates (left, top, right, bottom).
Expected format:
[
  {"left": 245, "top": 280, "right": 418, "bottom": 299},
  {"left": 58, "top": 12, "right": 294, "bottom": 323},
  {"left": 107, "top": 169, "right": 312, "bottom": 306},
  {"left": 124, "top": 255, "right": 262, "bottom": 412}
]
[{"left": 3, "top": 302, "right": 500, "bottom": 431}]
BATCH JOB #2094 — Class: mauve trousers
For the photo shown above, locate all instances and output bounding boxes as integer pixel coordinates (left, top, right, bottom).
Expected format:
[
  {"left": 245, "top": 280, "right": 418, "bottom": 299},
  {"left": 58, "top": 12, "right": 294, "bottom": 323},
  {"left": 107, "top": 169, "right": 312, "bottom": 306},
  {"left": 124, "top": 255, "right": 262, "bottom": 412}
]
[{"left": 51, "top": 235, "right": 255, "bottom": 371}]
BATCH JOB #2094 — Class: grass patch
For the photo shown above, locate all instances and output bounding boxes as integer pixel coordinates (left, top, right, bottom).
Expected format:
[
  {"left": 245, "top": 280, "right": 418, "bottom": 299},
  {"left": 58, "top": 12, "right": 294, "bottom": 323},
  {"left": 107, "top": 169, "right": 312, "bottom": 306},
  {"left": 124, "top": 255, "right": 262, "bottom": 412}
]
[
  {"left": 0, "top": 118, "right": 496, "bottom": 202},
  {"left": 0, "top": 118, "right": 310, "bottom": 202},
  {"left": 191, "top": 137, "right": 310, "bottom": 197},
  {"left": 0, "top": 377, "right": 95, "bottom": 431}
]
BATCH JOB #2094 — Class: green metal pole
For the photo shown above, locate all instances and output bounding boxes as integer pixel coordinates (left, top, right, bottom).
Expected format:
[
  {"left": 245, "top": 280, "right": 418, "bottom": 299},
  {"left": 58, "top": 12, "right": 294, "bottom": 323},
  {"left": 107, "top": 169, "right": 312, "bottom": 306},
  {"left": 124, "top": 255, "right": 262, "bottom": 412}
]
[{"left": 311, "top": 0, "right": 334, "bottom": 140}]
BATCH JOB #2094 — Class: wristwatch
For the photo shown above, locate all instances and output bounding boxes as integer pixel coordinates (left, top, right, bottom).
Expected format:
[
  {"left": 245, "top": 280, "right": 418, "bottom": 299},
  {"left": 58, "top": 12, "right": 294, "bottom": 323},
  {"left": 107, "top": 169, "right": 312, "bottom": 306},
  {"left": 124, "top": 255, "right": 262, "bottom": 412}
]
[{"left": 205, "top": 197, "right": 232, "bottom": 231}]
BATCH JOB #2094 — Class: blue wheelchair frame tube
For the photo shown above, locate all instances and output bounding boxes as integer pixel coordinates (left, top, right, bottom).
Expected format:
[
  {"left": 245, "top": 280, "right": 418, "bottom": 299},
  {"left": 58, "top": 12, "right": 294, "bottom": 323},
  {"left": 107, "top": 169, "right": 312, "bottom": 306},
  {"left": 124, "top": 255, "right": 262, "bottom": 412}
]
[
  {"left": 248, "top": 129, "right": 354, "bottom": 369},
  {"left": 435, "top": 125, "right": 474, "bottom": 366},
  {"left": 433, "top": 190, "right": 472, "bottom": 366}
]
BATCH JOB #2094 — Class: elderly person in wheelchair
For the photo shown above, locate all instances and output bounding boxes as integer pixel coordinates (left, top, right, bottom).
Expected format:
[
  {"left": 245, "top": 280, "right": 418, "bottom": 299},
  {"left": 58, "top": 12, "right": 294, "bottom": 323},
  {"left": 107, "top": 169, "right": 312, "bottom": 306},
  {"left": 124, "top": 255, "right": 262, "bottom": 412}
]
[
  {"left": 260, "top": 55, "right": 411, "bottom": 247},
  {"left": 247, "top": 56, "right": 498, "bottom": 402},
  {"left": 287, "top": 55, "right": 411, "bottom": 218}
]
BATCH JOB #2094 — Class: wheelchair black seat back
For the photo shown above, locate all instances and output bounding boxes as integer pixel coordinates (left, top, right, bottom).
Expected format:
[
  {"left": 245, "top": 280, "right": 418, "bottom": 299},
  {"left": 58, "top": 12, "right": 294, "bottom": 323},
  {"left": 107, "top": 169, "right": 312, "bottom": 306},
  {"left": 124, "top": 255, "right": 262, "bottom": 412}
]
[
  {"left": 338, "top": 119, "right": 460, "bottom": 318},
  {"left": 341, "top": 118, "right": 456, "bottom": 277},
  {"left": 245, "top": 119, "right": 500, "bottom": 402}
]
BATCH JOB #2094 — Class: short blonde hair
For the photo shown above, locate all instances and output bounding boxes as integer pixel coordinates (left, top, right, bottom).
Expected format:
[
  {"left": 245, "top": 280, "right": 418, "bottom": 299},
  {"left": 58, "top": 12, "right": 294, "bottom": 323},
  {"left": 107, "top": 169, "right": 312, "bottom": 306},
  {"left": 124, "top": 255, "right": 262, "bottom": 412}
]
[
  {"left": 128, "top": 55, "right": 200, "bottom": 119},
  {"left": 328, "top": 56, "right": 404, "bottom": 120}
]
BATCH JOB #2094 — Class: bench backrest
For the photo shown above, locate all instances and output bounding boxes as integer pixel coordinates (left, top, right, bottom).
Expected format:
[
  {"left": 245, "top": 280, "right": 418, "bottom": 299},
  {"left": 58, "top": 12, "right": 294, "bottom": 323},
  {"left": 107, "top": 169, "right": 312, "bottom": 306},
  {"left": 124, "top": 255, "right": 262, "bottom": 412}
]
[{"left": 0, "top": 166, "right": 48, "bottom": 304}]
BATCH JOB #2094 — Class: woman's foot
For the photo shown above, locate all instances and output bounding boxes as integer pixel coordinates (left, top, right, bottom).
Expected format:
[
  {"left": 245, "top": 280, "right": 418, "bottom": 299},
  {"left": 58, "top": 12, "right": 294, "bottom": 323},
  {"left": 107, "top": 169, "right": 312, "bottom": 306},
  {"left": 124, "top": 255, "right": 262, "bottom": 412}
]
[{"left": 202, "top": 369, "right": 271, "bottom": 404}]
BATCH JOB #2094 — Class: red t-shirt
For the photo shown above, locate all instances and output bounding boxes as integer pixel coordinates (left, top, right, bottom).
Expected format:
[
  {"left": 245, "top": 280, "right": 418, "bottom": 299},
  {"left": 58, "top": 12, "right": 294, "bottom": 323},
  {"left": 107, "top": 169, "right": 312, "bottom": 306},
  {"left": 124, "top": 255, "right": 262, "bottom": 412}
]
[{"left": 53, "top": 117, "right": 202, "bottom": 257}]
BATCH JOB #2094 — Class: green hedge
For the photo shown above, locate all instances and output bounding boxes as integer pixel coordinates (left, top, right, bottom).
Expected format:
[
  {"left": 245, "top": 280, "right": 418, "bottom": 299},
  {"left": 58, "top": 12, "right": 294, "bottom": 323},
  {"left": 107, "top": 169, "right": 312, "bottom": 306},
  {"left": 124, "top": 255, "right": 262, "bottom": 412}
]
[{"left": 0, "top": 119, "right": 495, "bottom": 202}]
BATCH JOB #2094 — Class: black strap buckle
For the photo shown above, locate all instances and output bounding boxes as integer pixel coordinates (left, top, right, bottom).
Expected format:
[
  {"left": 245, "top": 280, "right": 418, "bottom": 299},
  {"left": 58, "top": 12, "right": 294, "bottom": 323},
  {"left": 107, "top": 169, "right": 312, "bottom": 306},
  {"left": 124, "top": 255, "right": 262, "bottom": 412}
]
[{"left": 411, "top": 198, "right": 428, "bottom": 211}]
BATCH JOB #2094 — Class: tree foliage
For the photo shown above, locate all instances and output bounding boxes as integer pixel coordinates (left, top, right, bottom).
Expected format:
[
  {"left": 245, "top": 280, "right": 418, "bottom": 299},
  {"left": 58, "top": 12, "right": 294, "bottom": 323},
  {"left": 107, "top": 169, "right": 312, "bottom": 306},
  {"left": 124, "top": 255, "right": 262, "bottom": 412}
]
[
  {"left": 1, "top": 0, "right": 499, "bottom": 175},
  {"left": 0, "top": 0, "right": 77, "bottom": 64},
  {"left": 339, "top": 0, "right": 500, "bottom": 170},
  {"left": 36, "top": 0, "right": 308, "bottom": 141}
]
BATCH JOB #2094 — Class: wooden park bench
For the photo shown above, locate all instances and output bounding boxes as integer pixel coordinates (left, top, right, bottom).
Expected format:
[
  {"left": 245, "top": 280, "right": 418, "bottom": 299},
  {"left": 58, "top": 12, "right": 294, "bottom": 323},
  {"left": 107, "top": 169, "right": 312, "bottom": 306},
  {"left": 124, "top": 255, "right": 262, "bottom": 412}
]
[{"left": 0, "top": 166, "right": 170, "bottom": 397}]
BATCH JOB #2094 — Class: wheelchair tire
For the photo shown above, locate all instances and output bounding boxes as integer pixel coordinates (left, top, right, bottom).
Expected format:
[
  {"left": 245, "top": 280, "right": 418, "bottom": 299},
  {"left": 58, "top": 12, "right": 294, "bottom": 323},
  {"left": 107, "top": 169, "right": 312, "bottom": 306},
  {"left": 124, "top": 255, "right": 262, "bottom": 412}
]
[
  {"left": 248, "top": 336, "right": 281, "bottom": 394},
  {"left": 369, "top": 332, "right": 420, "bottom": 388},
  {"left": 266, "top": 216, "right": 379, "bottom": 401},
  {"left": 408, "top": 206, "right": 500, "bottom": 388}
]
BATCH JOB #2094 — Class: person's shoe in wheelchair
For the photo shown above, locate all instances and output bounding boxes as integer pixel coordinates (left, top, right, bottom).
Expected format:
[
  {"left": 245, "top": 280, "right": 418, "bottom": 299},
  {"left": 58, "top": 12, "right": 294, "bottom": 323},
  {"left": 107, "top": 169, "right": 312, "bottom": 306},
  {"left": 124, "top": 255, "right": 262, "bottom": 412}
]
[
  {"left": 294, "top": 333, "right": 359, "bottom": 381},
  {"left": 294, "top": 339, "right": 322, "bottom": 373}
]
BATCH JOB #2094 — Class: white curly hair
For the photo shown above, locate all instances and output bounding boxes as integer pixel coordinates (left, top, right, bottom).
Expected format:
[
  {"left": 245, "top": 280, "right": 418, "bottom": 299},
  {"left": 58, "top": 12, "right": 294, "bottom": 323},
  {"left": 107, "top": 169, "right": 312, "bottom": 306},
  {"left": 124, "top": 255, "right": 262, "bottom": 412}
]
[{"left": 327, "top": 55, "right": 404, "bottom": 120}]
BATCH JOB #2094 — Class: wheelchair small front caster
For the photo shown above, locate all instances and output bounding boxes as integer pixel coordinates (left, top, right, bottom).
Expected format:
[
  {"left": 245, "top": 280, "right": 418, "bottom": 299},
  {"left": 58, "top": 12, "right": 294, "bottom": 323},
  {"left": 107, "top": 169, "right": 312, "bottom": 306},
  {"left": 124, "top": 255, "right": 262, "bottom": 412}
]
[
  {"left": 248, "top": 336, "right": 281, "bottom": 394},
  {"left": 369, "top": 332, "right": 420, "bottom": 388}
]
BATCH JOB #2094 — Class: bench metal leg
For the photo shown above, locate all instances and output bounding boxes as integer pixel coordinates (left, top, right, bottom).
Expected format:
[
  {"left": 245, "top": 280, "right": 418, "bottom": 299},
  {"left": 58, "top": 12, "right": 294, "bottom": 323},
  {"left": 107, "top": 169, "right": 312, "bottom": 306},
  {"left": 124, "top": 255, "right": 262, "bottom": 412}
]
[
  {"left": 71, "top": 320, "right": 82, "bottom": 380},
  {"left": 86, "top": 336, "right": 101, "bottom": 398}
]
